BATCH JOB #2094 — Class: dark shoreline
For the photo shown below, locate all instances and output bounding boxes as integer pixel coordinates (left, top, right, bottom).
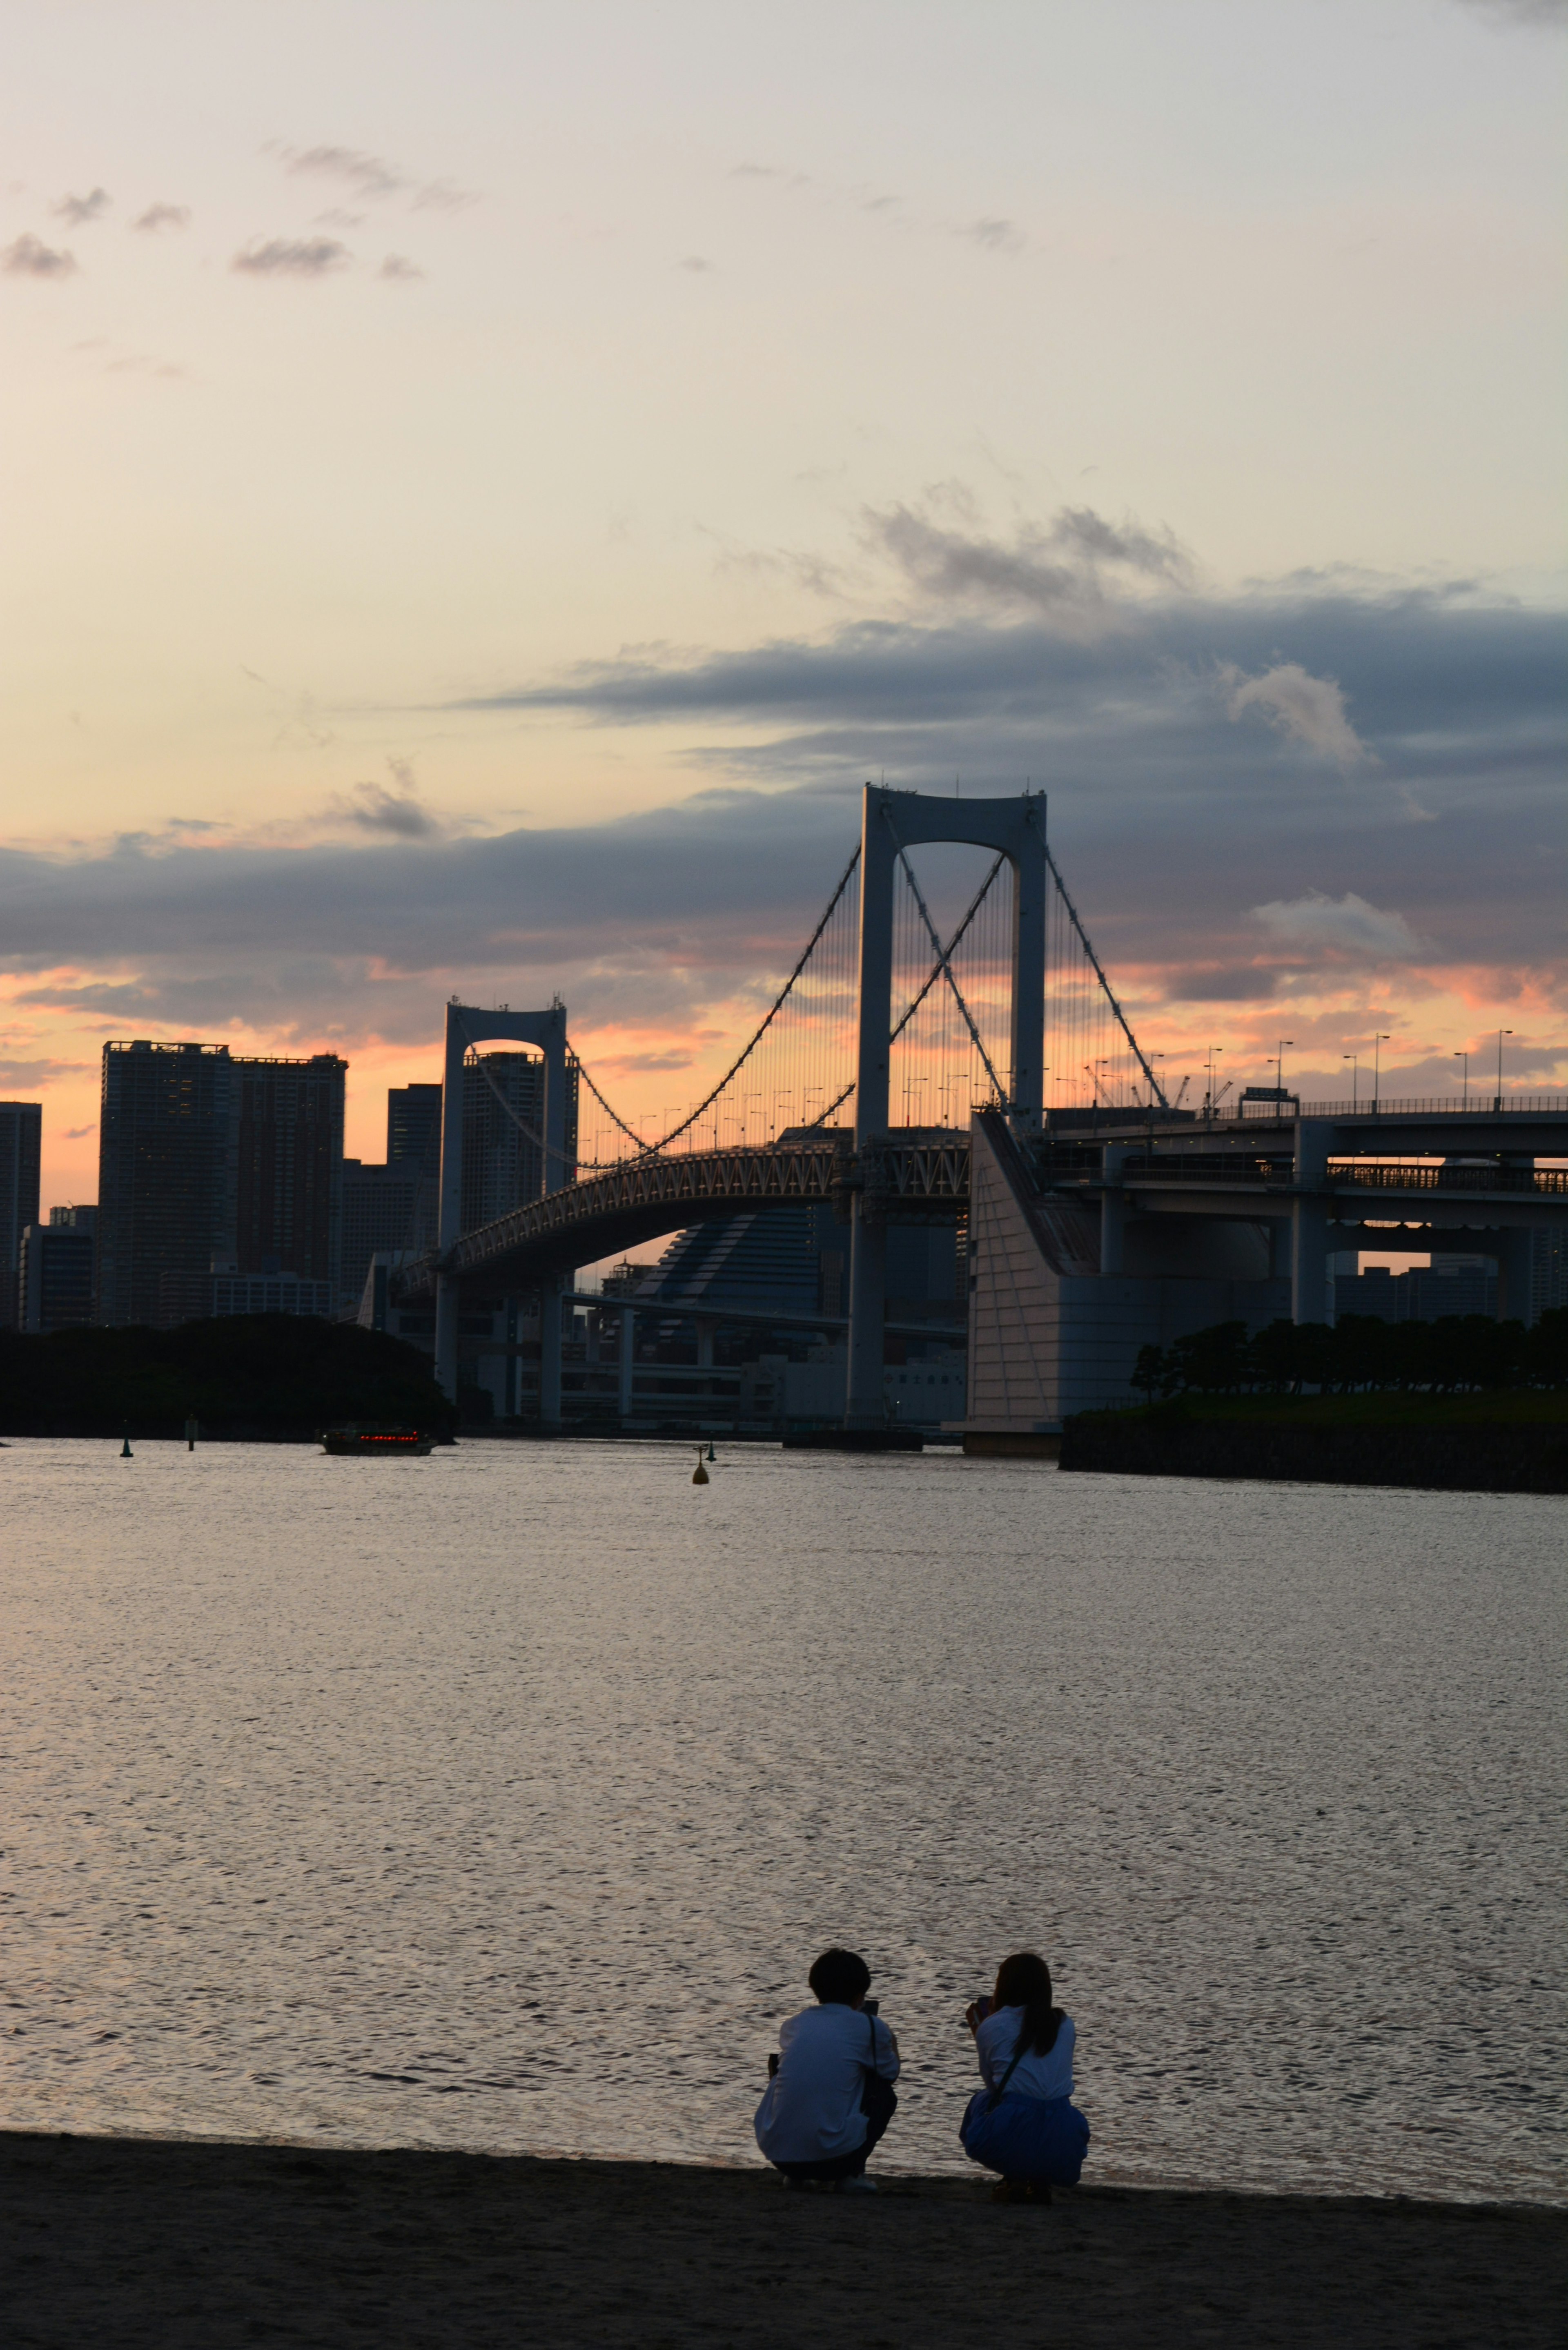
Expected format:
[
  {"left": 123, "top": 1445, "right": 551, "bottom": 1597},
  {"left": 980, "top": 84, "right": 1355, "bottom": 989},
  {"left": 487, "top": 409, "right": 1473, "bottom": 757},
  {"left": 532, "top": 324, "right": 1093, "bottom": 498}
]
[
  {"left": 1060, "top": 1414, "right": 1568, "bottom": 1492},
  {"left": 2, "top": 2132, "right": 1563, "bottom": 2349}
]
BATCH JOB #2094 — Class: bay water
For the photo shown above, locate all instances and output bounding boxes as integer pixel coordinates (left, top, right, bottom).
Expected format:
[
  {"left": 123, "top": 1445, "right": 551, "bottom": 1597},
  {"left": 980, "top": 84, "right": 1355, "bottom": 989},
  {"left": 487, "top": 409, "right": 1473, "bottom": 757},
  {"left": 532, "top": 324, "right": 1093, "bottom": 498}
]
[{"left": 1, "top": 1437, "right": 1561, "bottom": 2202}]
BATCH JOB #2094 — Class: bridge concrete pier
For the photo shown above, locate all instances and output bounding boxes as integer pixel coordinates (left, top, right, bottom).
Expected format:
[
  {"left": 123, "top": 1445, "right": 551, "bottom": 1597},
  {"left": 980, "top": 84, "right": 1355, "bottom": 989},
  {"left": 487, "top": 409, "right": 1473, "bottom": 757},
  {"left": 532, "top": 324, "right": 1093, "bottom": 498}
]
[
  {"left": 844, "top": 785, "right": 1047, "bottom": 1427},
  {"left": 1496, "top": 1227, "right": 1535, "bottom": 1323},
  {"left": 617, "top": 1308, "right": 636, "bottom": 1419},
  {"left": 1291, "top": 1120, "right": 1333, "bottom": 1326},
  {"left": 1100, "top": 1145, "right": 1130, "bottom": 1275},
  {"left": 538, "top": 1275, "right": 565, "bottom": 1428}
]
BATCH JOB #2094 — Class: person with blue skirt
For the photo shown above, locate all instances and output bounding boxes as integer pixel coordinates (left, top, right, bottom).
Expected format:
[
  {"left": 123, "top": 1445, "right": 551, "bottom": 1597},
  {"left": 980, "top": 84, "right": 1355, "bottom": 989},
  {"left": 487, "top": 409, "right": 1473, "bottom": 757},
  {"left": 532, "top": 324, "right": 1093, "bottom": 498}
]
[{"left": 961, "top": 1951, "right": 1090, "bottom": 2203}]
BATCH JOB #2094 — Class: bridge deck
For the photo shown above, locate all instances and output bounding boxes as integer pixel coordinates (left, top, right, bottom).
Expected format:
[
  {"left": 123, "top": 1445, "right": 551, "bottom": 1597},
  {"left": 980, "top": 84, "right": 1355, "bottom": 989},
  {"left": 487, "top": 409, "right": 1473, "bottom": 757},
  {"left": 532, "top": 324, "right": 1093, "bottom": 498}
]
[{"left": 393, "top": 1114, "right": 1568, "bottom": 1301}]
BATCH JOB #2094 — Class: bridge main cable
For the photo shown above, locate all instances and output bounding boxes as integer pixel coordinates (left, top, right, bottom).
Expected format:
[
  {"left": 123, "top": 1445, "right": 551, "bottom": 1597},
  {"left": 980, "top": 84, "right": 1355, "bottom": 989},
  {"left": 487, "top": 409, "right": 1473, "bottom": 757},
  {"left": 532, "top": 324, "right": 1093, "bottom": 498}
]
[{"left": 566, "top": 844, "right": 862, "bottom": 1161}]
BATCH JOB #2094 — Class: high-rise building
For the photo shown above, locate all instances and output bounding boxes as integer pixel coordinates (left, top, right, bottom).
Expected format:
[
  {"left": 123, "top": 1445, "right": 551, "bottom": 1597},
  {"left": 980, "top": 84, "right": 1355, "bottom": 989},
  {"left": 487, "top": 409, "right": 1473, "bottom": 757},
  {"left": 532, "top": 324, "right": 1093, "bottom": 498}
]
[
  {"left": 388, "top": 1083, "right": 443, "bottom": 1180},
  {"left": 460, "top": 1052, "right": 578, "bottom": 1233},
  {"left": 341, "top": 1158, "right": 432, "bottom": 1310},
  {"left": 1533, "top": 1228, "right": 1568, "bottom": 1321},
  {"left": 232, "top": 1056, "right": 343, "bottom": 1292},
  {"left": 0, "top": 1101, "right": 42, "bottom": 1330},
  {"left": 19, "top": 1208, "right": 96, "bottom": 1332},
  {"left": 96, "top": 1042, "right": 345, "bottom": 1328},
  {"left": 1334, "top": 1255, "right": 1499, "bottom": 1323}
]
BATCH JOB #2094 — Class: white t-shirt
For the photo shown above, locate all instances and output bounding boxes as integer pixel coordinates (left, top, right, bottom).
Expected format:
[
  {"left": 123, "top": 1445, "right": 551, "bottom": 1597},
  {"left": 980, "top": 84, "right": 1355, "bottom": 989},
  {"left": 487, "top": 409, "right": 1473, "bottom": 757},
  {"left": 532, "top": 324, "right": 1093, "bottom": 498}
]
[
  {"left": 975, "top": 2006, "right": 1075, "bottom": 2103},
  {"left": 754, "top": 2003, "right": 901, "bottom": 2164}
]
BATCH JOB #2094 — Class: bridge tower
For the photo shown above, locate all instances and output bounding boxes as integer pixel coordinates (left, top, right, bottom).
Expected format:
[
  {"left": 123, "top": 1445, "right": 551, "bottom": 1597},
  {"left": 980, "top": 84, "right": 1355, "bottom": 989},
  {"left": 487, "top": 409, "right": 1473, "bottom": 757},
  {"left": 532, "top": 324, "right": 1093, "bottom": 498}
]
[
  {"left": 433, "top": 1002, "right": 571, "bottom": 1412},
  {"left": 846, "top": 785, "right": 1047, "bottom": 1428}
]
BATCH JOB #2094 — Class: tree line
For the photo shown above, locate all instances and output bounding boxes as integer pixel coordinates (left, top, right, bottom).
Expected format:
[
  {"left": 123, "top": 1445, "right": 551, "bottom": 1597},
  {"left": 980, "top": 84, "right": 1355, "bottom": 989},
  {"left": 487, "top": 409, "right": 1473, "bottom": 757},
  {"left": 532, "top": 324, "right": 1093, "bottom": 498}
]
[
  {"left": 1131, "top": 1308, "right": 1568, "bottom": 1401},
  {"left": 0, "top": 1317, "right": 457, "bottom": 1439}
]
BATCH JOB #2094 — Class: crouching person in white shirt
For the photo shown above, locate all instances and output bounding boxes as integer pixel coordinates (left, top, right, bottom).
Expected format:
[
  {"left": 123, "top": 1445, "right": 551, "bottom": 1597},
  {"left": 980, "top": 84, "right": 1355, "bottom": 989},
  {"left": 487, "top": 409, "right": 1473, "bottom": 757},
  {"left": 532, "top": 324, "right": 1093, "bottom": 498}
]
[{"left": 755, "top": 1947, "right": 900, "bottom": 2193}]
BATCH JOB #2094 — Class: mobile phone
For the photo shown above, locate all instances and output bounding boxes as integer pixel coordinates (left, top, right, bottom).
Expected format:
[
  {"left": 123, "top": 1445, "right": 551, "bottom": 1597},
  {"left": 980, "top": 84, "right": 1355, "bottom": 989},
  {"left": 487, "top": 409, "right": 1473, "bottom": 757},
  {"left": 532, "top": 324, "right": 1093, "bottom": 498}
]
[
  {"left": 863, "top": 1998, "right": 879, "bottom": 2016},
  {"left": 973, "top": 1996, "right": 993, "bottom": 2023}
]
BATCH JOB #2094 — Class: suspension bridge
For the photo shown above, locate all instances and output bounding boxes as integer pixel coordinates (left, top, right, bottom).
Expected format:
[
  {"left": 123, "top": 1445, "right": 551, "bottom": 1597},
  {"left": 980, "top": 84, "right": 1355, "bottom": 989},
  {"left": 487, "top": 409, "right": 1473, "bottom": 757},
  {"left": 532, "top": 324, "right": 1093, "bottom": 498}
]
[
  {"left": 398, "top": 784, "right": 1162, "bottom": 1410},
  {"left": 392, "top": 782, "right": 1567, "bottom": 1426}
]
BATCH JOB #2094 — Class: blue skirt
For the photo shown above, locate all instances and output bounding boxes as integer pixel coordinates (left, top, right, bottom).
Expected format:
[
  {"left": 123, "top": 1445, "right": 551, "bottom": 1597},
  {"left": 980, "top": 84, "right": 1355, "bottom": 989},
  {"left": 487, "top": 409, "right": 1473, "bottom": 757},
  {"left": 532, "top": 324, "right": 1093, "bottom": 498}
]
[{"left": 960, "top": 2089, "right": 1090, "bottom": 2184}]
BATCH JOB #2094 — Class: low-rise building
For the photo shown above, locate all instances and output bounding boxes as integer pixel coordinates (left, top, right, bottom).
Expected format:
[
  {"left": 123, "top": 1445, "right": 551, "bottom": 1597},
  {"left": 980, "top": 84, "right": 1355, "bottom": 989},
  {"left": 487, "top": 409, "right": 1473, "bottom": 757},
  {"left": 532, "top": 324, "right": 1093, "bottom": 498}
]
[
  {"left": 211, "top": 1260, "right": 333, "bottom": 1318},
  {"left": 18, "top": 1205, "right": 97, "bottom": 1332}
]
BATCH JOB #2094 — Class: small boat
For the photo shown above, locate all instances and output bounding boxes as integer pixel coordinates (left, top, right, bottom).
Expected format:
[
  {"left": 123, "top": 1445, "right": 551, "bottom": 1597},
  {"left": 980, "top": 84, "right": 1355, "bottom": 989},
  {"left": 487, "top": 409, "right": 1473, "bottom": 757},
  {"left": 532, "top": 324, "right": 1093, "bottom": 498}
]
[{"left": 319, "top": 1426, "right": 435, "bottom": 1457}]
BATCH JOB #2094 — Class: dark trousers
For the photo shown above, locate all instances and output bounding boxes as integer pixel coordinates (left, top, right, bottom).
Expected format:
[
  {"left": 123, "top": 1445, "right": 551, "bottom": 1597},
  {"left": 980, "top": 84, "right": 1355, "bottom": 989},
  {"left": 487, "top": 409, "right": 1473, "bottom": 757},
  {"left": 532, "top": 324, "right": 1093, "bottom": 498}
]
[{"left": 772, "top": 2098, "right": 895, "bottom": 2184}]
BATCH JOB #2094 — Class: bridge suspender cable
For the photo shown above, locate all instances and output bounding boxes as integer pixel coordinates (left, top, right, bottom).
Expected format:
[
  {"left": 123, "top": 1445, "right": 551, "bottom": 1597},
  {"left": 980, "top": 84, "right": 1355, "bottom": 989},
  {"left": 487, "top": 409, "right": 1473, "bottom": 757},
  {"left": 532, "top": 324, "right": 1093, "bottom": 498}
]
[
  {"left": 1043, "top": 842, "right": 1167, "bottom": 1109},
  {"left": 566, "top": 1050, "right": 654, "bottom": 1157},
  {"left": 574, "top": 838, "right": 1011, "bottom": 1147},
  {"left": 457, "top": 817, "right": 1161, "bottom": 1166},
  {"left": 796, "top": 849, "right": 1008, "bottom": 1129},
  {"left": 882, "top": 803, "right": 1011, "bottom": 1110}
]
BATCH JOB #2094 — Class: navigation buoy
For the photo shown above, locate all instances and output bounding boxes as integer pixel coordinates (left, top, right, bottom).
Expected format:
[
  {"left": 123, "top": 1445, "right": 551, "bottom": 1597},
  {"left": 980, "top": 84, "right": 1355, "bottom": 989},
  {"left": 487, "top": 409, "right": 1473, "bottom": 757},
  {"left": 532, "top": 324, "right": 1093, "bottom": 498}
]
[
  {"left": 120, "top": 1432, "right": 133, "bottom": 1459},
  {"left": 706, "top": 1439, "right": 716, "bottom": 1463},
  {"left": 692, "top": 1447, "right": 709, "bottom": 1486}
]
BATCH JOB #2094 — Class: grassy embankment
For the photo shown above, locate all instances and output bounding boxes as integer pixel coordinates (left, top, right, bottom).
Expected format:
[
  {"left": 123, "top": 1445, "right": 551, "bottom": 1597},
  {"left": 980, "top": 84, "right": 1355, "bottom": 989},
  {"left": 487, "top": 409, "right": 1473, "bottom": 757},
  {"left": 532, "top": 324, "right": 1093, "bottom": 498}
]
[{"left": 1101, "top": 1388, "right": 1568, "bottom": 1429}]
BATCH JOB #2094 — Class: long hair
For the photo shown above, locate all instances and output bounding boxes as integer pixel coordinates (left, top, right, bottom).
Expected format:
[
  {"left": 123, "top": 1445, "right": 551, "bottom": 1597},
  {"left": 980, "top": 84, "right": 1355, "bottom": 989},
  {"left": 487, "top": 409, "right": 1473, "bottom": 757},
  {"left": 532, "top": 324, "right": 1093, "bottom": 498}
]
[{"left": 993, "top": 1951, "right": 1062, "bottom": 2058}]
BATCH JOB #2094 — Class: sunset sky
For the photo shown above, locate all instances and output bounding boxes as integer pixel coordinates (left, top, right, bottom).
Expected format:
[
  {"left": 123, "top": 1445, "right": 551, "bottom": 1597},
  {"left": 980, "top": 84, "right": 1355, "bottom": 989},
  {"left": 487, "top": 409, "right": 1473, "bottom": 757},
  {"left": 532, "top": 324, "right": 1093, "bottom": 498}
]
[{"left": 2, "top": 0, "right": 1563, "bottom": 1205}]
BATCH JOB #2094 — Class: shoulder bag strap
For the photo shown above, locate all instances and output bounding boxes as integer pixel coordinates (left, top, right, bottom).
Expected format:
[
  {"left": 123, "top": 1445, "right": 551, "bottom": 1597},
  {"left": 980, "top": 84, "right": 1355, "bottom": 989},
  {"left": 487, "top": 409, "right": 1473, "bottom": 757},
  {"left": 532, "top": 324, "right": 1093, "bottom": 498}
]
[{"left": 985, "top": 2025, "right": 1030, "bottom": 2111}]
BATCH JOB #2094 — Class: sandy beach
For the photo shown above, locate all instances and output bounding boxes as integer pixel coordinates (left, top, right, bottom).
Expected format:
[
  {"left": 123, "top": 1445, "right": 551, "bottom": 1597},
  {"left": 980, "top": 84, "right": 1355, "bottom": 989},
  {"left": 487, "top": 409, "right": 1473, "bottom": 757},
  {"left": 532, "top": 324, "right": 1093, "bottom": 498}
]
[{"left": 1, "top": 2133, "right": 1561, "bottom": 2349}]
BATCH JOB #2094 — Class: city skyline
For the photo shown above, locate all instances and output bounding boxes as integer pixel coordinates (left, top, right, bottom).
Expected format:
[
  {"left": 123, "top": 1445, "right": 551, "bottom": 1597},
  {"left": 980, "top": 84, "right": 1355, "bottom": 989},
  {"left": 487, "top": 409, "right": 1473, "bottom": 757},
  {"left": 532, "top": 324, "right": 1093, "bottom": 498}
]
[{"left": 2, "top": 0, "right": 1563, "bottom": 1211}]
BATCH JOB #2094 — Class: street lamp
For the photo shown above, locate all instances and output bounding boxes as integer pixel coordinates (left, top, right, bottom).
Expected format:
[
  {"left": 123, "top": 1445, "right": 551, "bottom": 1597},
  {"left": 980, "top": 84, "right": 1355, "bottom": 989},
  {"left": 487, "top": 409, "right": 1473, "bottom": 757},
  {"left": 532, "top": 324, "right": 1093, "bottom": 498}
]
[
  {"left": 1453, "top": 1049, "right": 1469, "bottom": 1111},
  {"left": 1494, "top": 1029, "right": 1513, "bottom": 1114},
  {"left": 1276, "top": 1039, "right": 1294, "bottom": 1108},
  {"left": 1372, "top": 1032, "right": 1390, "bottom": 1115},
  {"left": 1343, "top": 1053, "right": 1358, "bottom": 1112},
  {"left": 1206, "top": 1045, "right": 1223, "bottom": 1124}
]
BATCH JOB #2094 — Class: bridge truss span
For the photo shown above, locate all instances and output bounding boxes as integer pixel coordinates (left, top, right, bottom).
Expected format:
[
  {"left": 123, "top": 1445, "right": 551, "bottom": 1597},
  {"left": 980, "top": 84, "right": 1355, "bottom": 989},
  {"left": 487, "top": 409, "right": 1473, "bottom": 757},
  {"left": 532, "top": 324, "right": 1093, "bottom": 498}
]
[{"left": 399, "top": 1127, "right": 982, "bottom": 1300}]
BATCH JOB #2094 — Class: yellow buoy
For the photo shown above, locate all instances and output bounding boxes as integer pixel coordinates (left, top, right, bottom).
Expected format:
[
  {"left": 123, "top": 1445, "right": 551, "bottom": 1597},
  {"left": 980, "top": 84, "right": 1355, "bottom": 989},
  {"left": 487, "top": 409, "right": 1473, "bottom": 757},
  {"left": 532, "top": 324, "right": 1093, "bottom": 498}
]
[{"left": 692, "top": 1446, "right": 709, "bottom": 1486}]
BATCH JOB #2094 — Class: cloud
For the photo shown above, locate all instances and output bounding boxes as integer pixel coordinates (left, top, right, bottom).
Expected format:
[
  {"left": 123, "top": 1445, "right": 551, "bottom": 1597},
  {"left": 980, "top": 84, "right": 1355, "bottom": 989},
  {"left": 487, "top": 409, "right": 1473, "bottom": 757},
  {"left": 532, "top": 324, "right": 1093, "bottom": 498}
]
[
  {"left": 65, "top": 1124, "right": 97, "bottom": 1139},
  {"left": 1219, "top": 659, "right": 1374, "bottom": 769},
  {"left": 0, "top": 570, "right": 1560, "bottom": 1051},
  {"left": 677, "top": 255, "right": 715, "bottom": 273},
  {"left": 862, "top": 499, "right": 1194, "bottom": 615},
  {"left": 274, "top": 147, "right": 479, "bottom": 213},
  {"left": 53, "top": 188, "right": 109, "bottom": 226},
  {"left": 412, "top": 179, "right": 480, "bottom": 213},
  {"left": 442, "top": 579, "right": 1564, "bottom": 1013},
  {"left": 704, "top": 528, "right": 846, "bottom": 599},
  {"left": 1251, "top": 892, "right": 1420, "bottom": 962},
  {"left": 956, "top": 217, "right": 1025, "bottom": 255},
  {"left": 0, "top": 1056, "right": 90, "bottom": 1086},
  {"left": 379, "top": 254, "right": 424, "bottom": 281},
  {"left": 102, "top": 354, "right": 191, "bottom": 380},
  {"left": 334, "top": 778, "right": 441, "bottom": 839},
  {"left": 132, "top": 203, "right": 189, "bottom": 233},
  {"left": 231, "top": 237, "right": 350, "bottom": 278},
  {"left": 285, "top": 146, "right": 406, "bottom": 198},
  {"left": 1451, "top": 0, "right": 1567, "bottom": 25},
  {"left": 2, "top": 233, "right": 77, "bottom": 278},
  {"left": 599, "top": 1049, "right": 699, "bottom": 1074}
]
